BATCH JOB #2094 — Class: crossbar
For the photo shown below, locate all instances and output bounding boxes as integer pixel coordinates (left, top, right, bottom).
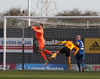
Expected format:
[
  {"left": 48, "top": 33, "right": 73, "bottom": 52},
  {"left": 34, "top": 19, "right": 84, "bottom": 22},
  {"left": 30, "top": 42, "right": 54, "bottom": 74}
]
[{"left": 4, "top": 16, "right": 100, "bottom": 19}]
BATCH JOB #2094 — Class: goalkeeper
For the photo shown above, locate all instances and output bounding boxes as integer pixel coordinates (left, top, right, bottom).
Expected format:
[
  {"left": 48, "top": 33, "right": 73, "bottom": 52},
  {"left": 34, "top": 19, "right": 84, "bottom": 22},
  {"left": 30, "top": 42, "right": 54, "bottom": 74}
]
[
  {"left": 32, "top": 24, "right": 53, "bottom": 65},
  {"left": 49, "top": 40, "right": 79, "bottom": 70}
]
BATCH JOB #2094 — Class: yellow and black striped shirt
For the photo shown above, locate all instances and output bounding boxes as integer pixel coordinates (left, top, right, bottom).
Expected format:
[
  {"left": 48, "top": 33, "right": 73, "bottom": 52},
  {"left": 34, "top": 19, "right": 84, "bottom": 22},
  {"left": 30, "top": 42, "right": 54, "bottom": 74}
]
[{"left": 56, "top": 41, "right": 79, "bottom": 55}]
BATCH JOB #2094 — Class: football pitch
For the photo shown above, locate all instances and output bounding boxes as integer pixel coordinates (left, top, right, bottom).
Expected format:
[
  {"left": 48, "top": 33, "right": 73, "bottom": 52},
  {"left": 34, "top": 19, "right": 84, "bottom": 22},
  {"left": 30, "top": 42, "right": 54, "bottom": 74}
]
[{"left": 0, "top": 70, "right": 100, "bottom": 79}]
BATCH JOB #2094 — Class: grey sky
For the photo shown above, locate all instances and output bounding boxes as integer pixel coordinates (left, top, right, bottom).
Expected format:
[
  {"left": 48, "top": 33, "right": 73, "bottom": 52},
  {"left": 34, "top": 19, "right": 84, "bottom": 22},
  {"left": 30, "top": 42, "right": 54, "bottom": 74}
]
[
  {"left": 57, "top": 0, "right": 100, "bottom": 11},
  {"left": 0, "top": 0, "right": 100, "bottom": 14}
]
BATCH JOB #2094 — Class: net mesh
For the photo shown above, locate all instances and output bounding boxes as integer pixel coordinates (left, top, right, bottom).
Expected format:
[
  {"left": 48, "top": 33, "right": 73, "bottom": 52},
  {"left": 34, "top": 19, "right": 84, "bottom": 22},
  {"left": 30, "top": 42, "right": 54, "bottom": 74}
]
[{"left": 1, "top": 17, "right": 100, "bottom": 70}]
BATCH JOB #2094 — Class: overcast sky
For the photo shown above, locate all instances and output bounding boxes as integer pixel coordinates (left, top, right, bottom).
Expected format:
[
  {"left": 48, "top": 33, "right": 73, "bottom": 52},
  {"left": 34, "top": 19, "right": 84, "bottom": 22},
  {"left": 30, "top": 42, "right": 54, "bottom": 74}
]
[{"left": 0, "top": 0, "right": 100, "bottom": 15}]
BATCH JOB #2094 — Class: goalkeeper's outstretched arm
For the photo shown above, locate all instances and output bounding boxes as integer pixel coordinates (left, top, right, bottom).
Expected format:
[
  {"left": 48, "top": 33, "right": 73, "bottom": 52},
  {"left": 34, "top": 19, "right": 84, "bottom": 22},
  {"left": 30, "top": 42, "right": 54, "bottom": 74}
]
[{"left": 32, "top": 26, "right": 42, "bottom": 33}]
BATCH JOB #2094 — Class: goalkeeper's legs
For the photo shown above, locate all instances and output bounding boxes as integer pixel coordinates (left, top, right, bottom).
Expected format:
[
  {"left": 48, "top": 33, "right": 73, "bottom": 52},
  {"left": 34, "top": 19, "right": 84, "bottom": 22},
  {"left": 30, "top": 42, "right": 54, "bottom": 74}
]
[
  {"left": 40, "top": 49, "right": 49, "bottom": 66},
  {"left": 41, "top": 48, "right": 55, "bottom": 66},
  {"left": 43, "top": 49, "right": 53, "bottom": 66},
  {"left": 41, "top": 52, "right": 47, "bottom": 61},
  {"left": 41, "top": 52, "right": 49, "bottom": 66},
  {"left": 44, "top": 49, "right": 53, "bottom": 55}
]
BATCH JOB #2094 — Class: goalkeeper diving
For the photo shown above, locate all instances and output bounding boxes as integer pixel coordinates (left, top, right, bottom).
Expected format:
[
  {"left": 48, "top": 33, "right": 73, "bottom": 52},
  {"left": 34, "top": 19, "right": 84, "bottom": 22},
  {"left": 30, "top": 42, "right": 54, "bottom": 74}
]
[
  {"left": 48, "top": 40, "right": 79, "bottom": 70},
  {"left": 32, "top": 24, "right": 53, "bottom": 66}
]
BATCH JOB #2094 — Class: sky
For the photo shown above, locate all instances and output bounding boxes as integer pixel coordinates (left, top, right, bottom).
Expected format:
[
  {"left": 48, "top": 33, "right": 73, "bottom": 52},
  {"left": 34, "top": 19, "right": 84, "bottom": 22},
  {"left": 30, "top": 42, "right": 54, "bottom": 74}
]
[{"left": 0, "top": 0, "right": 100, "bottom": 15}]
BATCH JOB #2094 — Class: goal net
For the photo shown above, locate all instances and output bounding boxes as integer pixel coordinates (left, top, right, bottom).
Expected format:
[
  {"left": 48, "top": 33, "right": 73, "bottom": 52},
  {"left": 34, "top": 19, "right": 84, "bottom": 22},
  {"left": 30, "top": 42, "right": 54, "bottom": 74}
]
[{"left": 2, "top": 16, "right": 100, "bottom": 71}]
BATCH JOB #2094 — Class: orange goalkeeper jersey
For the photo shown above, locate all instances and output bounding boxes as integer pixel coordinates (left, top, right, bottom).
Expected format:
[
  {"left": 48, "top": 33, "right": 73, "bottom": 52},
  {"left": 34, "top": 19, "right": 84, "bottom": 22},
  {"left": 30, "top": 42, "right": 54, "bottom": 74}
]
[{"left": 32, "top": 26, "right": 45, "bottom": 49}]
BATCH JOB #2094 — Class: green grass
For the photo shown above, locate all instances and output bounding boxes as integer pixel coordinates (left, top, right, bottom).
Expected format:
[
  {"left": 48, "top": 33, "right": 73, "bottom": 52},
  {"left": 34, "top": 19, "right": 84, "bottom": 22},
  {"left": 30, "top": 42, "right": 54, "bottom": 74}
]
[{"left": 0, "top": 70, "right": 100, "bottom": 79}]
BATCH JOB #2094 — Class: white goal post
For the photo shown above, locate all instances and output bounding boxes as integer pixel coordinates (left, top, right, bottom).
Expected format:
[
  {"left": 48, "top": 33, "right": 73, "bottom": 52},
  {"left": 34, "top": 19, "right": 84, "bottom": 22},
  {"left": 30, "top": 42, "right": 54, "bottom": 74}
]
[{"left": 3, "top": 16, "right": 100, "bottom": 70}]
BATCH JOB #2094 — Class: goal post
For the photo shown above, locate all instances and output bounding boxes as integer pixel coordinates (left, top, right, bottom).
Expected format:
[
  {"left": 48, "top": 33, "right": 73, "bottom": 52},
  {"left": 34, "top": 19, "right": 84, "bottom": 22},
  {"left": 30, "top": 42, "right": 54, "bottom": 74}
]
[
  {"left": 3, "top": 16, "right": 100, "bottom": 71},
  {"left": 3, "top": 17, "right": 7, "bottom": 70}
]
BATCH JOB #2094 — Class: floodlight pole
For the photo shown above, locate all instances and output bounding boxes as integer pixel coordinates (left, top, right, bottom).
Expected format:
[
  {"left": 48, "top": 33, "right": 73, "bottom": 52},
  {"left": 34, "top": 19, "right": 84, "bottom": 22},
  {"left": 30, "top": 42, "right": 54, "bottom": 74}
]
[
  {"left": 28, "top": 0, "right": 31, "bottom": 26},
  {"left": 3, "top": 18, "right": 7, "bottom": 70}
]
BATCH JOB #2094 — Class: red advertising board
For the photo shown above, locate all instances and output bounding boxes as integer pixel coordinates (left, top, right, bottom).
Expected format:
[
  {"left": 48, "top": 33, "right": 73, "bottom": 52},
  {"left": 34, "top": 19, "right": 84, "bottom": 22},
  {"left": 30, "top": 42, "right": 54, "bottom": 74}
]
[
  {"left": 0, "top": 63, "right": 16, "bottom": 70},
  {"left": 0, "top": 38, "right": 33, "bottom": 53}
]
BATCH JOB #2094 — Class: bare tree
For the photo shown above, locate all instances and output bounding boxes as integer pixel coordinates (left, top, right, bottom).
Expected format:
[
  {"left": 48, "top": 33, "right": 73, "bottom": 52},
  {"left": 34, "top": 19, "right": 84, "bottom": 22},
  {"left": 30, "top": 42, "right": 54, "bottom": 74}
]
[
  {"left": 0, "top": 8, "right": 35, "bottom": 28},
  {"left": 55, "top": 8, "right": 100, "bottom": 23}
]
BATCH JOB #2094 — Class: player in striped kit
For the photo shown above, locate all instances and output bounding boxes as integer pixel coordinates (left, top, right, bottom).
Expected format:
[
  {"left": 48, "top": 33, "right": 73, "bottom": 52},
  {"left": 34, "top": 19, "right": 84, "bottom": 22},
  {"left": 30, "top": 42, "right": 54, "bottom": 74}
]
[{"left": 48, "top": 40, "right": 79, "bottom": 70}]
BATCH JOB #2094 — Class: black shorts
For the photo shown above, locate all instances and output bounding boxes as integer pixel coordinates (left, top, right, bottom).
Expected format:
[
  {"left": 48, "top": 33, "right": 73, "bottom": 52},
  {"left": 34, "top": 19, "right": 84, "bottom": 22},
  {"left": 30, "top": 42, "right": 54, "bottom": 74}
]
[{"left": 59, "top": 47, "right": 70, "bottom": 57}]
